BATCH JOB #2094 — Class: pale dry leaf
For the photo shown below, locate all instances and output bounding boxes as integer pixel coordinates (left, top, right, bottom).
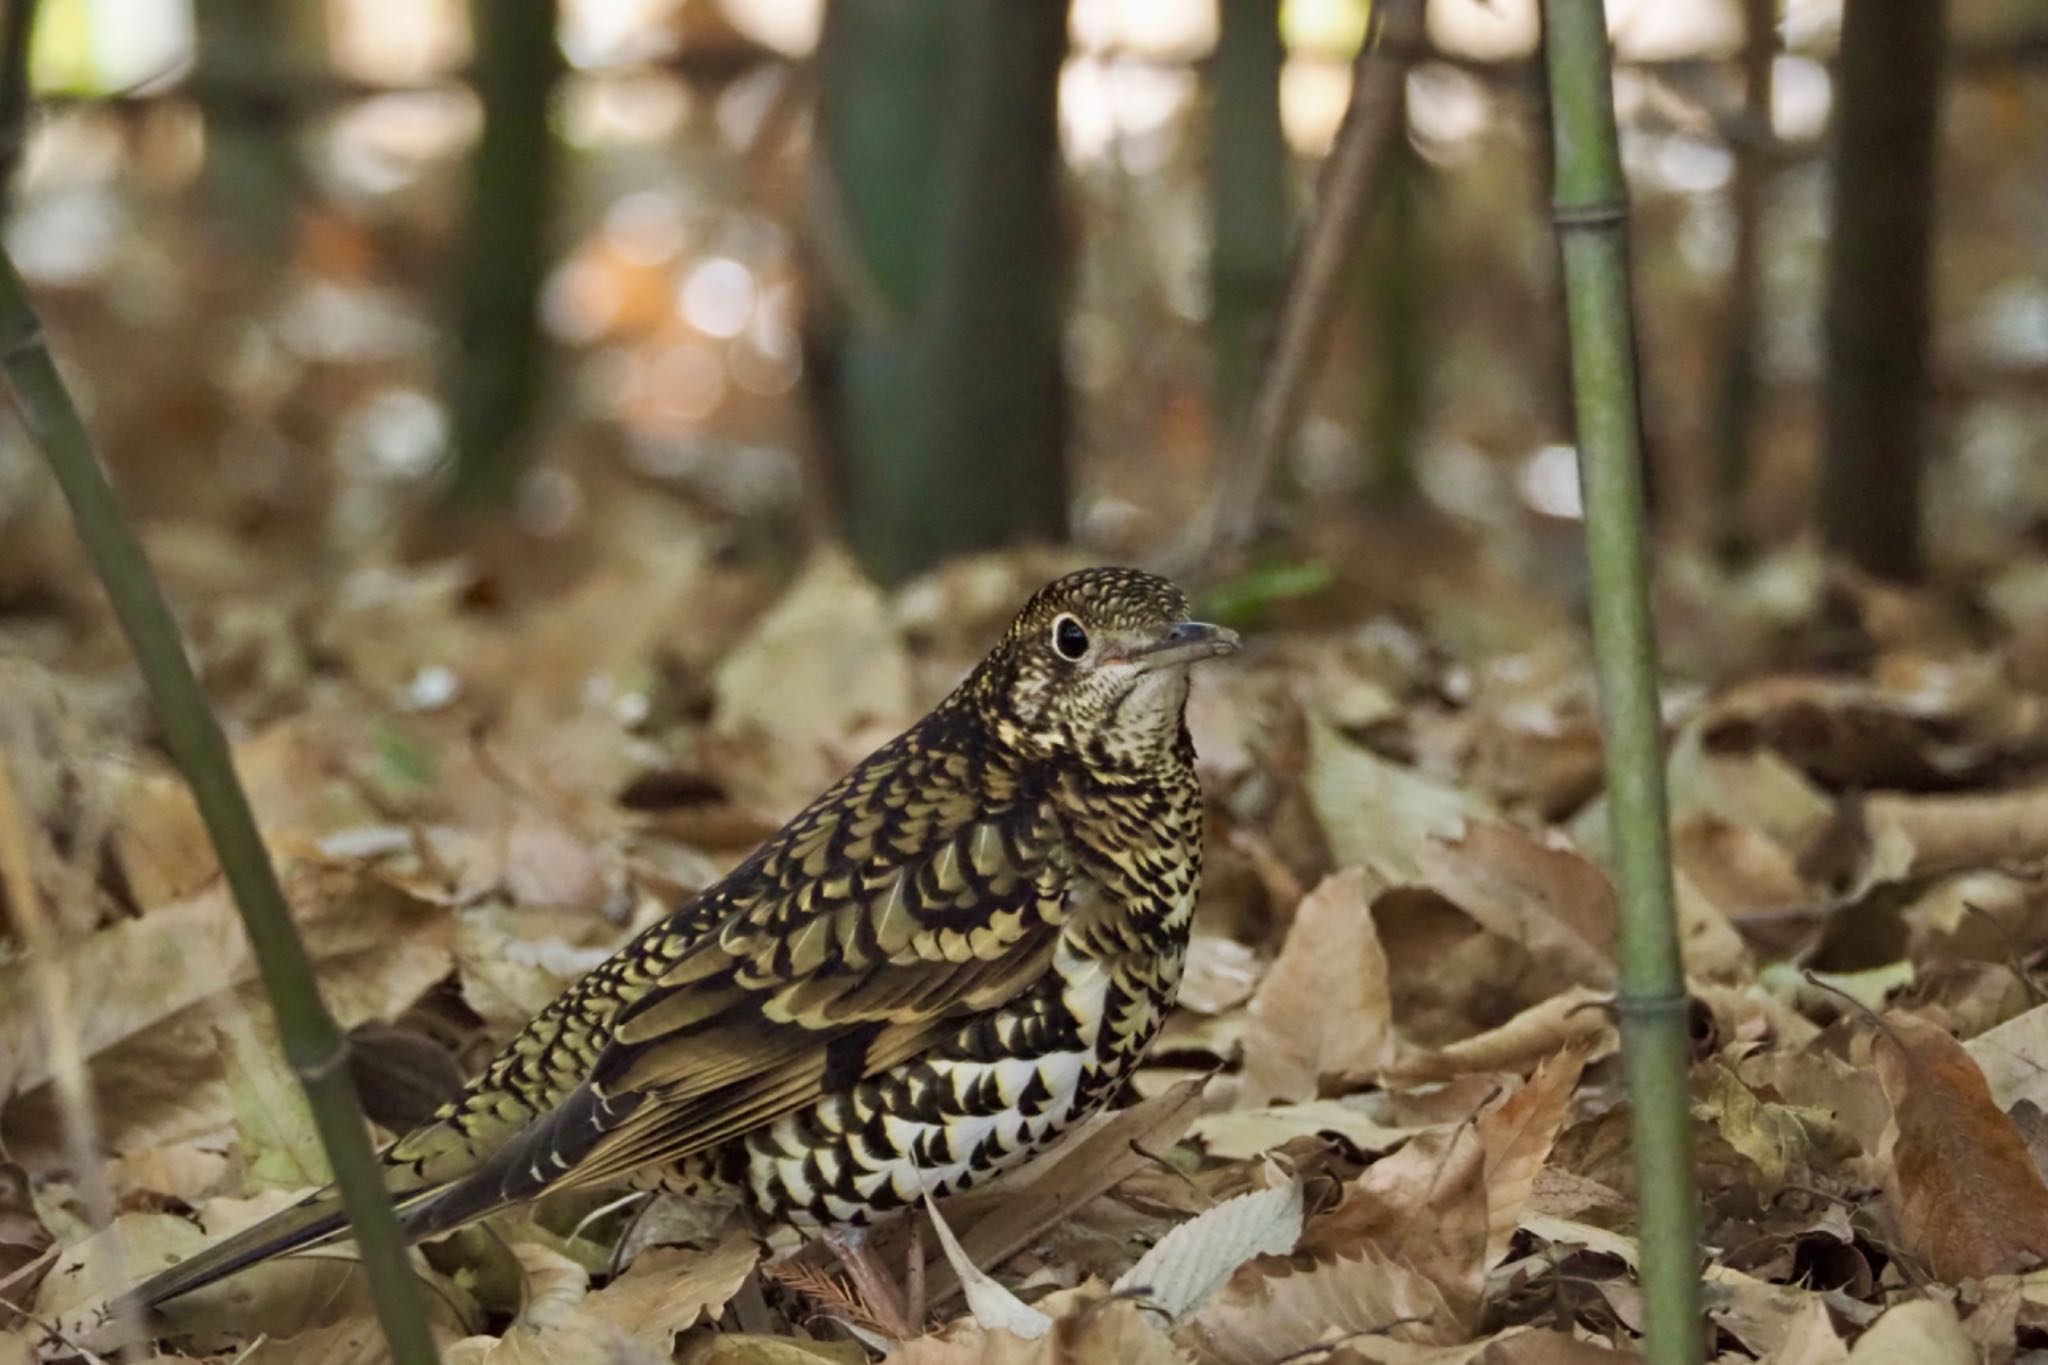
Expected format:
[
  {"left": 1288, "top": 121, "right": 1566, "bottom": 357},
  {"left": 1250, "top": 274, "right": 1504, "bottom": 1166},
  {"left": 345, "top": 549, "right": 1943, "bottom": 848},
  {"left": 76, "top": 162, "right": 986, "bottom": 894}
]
[
  {"left": 1840, "top": 1298, "right": 1973, "bottom": 1364},
  {"left": 1306, "top": 718, "right": 1490, "bottom": 885},
  {"left": 1705, "top": 1266, "right": 1840, "bottom": 1361},
  {"left": 1963, "top": 1000, "right": 2048, "bottom": 1114},
  {"left": 1667, "top": 868, "right": 1752, "bottom": 982},
  {"left": 1112, "top": 1174, "right": 1303, "bottom": 1321},
  {"left": 924, "top": 1192, "right": 1049, "bottom": 1339},
  {"left": 1177, "top": 936, "right": 1262, "bottom": 1015},
  {"left": 1176, "top": 1241, "right": 1455, "bottom": 1363},
  {"left": 1416, "top": 824, "right": 1617, "bottom": 990},
  {"left": 1661, "top": 727, "right": 1836, "bottom": 856},
  {"left": 711, "top": 549, "right": 912, "bottom": 817},
  {"left": 1758, "top": 1297, "right": 1849, "bottom": 1365},
  {"left": 1875, "top": 1012, "right": 2048, "bottom": 1280},
  {"left": 214, "top": 1000, "right": 328, "bottom": 1190},
  {"left": 1475, "top": 1046, "right": 1587, "bottom": 1268},
  {"left": 32, "top": 1211, "right": 207, "bottom": 1350},
  {"left": 236, "top": 1317, "right": 406, "bottom": 1365},
  {"left": 1240, "top": 869, "right": 1397, "bottom": 1105}
]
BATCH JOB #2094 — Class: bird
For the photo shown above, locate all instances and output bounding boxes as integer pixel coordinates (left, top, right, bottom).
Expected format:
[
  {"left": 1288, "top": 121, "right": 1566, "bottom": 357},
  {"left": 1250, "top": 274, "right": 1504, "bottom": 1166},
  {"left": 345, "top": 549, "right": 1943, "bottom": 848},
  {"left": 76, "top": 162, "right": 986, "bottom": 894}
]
[{"left": 127, "top": 566, "right": 1239, "bottom": 1313}]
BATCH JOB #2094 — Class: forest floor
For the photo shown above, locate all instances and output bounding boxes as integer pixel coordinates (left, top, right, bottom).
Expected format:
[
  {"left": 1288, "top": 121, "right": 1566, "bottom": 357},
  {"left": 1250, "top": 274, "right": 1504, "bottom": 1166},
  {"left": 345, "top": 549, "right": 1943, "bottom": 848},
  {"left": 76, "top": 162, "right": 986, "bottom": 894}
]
[{"left": 8, "top": 483, "right": 2048, "bottom": 1364}]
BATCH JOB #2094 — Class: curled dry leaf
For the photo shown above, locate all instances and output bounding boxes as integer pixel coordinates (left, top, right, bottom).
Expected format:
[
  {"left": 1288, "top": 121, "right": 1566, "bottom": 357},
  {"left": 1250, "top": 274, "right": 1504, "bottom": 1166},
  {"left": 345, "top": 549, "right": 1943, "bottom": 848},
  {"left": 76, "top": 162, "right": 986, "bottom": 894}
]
[
  {"left": 1416, "top": 823, "right": 1617, "bottom": 990},
  {"left": 1386, "top": 986, "right": 1615, "bottom": 1083},
  {"left": 1240, "top": 869, "right": 1397, "bottom": 1105},
  {"left": 1190, "top": 1099, "right": 1429, "bottom": 1162},
  {"left": 1875, "top": 1012, "right": 2048, "bottom": 1281}
]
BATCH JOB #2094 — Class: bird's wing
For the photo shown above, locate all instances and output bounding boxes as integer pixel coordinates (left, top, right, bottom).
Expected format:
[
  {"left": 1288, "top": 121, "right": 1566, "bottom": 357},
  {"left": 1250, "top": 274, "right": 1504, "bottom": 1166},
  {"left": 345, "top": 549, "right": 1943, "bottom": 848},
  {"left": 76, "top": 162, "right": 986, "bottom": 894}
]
[
  {"left": 131, "top": 739, "right": 1070, "bottom": 1307},
  {"left": 386, "top": 741, "right": 1073, "bottom": 1233}
]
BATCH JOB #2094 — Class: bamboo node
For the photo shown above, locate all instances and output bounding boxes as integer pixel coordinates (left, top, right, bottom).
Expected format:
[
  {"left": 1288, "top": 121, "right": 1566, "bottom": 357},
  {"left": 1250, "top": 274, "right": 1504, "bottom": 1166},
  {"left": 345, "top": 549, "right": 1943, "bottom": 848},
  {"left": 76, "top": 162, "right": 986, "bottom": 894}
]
[{"left": 1551, "top": 200, "right": 1631, "bottom": 230}]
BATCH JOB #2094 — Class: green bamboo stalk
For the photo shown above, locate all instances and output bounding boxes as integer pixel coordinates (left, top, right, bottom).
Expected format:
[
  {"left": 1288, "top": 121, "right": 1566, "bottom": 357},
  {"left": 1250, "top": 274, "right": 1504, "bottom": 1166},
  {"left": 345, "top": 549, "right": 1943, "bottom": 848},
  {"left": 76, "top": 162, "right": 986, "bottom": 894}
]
[
  {"left": 1539, "top": 5, "right": 1704, "bottom": 1364},
  {"left": 0, "top": 252, "right": 440, "bottom": 1365}
]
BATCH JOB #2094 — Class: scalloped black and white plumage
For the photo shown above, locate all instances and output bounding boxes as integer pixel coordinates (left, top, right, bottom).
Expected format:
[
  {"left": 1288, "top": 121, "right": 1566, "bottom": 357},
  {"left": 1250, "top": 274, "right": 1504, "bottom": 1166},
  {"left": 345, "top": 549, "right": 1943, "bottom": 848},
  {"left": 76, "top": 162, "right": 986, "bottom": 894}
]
[{"left": 130, "top": 567, "right": 1238, "bottom": 1307}]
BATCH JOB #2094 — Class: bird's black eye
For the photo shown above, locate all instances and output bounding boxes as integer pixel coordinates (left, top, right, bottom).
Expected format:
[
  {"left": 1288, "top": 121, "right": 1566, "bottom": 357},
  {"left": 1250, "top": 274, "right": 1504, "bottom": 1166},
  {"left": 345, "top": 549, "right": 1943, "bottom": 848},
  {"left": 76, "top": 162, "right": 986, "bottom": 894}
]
[{"left": 1052, "top": 614, "right": 1089, "bottom": 661}]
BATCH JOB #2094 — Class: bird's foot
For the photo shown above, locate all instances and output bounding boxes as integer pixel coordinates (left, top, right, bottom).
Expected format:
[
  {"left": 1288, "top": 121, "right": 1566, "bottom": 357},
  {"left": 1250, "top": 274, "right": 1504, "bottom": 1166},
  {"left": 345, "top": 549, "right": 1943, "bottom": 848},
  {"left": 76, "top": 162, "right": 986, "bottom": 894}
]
[{"left": 821, "top": 1224, "right": 923, "bottom": 1340}]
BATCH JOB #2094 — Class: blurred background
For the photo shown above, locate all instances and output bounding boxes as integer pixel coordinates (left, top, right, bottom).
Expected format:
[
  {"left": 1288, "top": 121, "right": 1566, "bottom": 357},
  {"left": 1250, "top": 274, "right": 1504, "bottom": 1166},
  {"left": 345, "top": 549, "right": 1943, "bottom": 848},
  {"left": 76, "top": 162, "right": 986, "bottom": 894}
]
[
  {"left": 0, "top": 0, "right": 2043, "bottom": 670},
  {"left": 8, "top": 9, "right": 2048, "bottom": 1350}
]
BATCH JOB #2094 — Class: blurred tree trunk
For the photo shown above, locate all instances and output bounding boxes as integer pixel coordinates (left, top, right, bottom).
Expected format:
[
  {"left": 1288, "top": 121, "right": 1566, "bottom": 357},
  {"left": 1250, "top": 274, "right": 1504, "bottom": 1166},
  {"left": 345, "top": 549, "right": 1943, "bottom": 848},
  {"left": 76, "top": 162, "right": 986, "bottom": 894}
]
[
  {"left": 1820, "top": 0, "right": 1945, "bottom": 581},
  {"left": 1712, "top": 0, "right": 1775, "bottom": 562},
  {"left": 193, "top": 0, "right": 316, "bottom": 260},
  {"left": 1358, "top": 103, "right": 1427, "bottom": 500},
  {"left": 818, "top": 0, "right": 1069, "bottom": 584},
  {"left": 1211, "top": 0, "right": 1290, "bottom": 435},
  {"left": 445, "top": 0, "right": 563, "bottom": 511}
]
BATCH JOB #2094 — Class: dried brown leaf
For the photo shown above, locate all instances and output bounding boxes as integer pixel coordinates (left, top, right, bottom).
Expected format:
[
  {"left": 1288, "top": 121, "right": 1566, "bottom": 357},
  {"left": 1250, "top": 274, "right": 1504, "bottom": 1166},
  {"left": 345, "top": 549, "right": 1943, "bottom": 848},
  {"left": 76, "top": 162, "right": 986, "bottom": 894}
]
[
  {"left": 1301, "top": 1124, "right": 1487, "bottom": 1330},
  {"left": 890, "top": 1287, "right": 1187, "bottom": 1365},
  {"left": 1240, "top": 870, "right": 1397, "bottom": 1105},
  {"left": 1176, "top": 1242, "right": 1455, "bottom": 1362},
  {"left": 1475, "top": 1047, "right": 1586, "bottom": 1267},
  {"left": 1876, "top": 1012, "right": 2048, "bottom": 1280},
  {"left": 1416, "top": 824, "right": 1617, "bottom": 990}
]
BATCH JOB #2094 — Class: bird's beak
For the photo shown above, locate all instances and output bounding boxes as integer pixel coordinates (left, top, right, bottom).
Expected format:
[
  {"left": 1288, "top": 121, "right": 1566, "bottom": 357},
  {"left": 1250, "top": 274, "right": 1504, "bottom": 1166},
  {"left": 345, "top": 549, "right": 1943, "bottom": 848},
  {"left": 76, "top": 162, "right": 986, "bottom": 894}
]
[{"left": 1129, "top": 620, "right": 1242, "bottom": 670}]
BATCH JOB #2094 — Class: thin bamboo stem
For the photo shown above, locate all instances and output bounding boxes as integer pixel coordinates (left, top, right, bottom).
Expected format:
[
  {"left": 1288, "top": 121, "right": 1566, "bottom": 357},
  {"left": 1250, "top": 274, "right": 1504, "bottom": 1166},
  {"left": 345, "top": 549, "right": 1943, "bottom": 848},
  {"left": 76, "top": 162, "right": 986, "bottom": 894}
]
[
  {"left": 1539, "top": 3, "right": 1704, "bottom": 1363},
  {"left": 0, "top": 252, "right": 440, "bottom": 1365}
]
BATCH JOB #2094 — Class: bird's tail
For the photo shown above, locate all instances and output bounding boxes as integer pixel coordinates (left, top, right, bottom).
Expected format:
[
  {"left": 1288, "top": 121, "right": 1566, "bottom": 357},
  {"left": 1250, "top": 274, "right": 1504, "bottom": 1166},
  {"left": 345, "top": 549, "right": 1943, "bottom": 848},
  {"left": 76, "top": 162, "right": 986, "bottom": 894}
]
[
  {"left": 122, "top": 1178, "right": 458, "bottom": 1310},
  {"left": 124, "top": 1187, "right": 359, "bottom": 1309}
]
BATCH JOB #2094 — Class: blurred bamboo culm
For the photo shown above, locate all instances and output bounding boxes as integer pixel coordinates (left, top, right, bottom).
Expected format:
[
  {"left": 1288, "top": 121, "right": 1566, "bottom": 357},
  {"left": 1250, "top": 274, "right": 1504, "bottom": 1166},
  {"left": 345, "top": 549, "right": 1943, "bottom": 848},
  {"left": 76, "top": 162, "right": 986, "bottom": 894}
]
[
  {"left": 0, "top": 0, "right": 36, "bottom": 220},
  {"left": 1819, "top": 0, "right": 1945, "bottom": 582},
  {"left": 1539, "top": 3, "right": 1705, "bottom": 1364},
  {"left": 194, "top": 0, "right": 314, "bottom": 259},
  {"left": 446, "top": 0, "right": 564, "bottom": 511},
  {"left": 817, "top": 0, "right": 1069, "bottom": 585},
  {"left": 1358, "top": 98, "right": 1428, "bottom": 500},
  {"left": 1710, "top": 0, "right": 1775, "bottom": 562},
  {"left": 0, "top": 254, "right": 442, "bottom": 1365},
  {"left": 1210, "top": 0, "right": 1291, "bottom": 435}
]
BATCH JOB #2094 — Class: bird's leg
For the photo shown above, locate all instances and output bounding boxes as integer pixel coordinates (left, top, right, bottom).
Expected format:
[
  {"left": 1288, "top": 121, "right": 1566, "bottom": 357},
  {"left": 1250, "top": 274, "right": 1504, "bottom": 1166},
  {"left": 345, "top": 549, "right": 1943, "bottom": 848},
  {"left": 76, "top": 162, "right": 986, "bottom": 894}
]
[
  {"left": 821, "top": 1225, "right": 917, "bottom": 1340},
  {"left": 904, "top": 1216, "right": 925, "bottom": 1331}
]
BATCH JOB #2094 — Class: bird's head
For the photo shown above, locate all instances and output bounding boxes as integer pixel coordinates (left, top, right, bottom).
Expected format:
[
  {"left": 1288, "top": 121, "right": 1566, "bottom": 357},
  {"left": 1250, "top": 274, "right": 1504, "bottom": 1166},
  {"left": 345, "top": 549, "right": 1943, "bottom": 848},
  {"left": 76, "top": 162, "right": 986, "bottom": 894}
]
[{"left": 971, "top": 567, "right": 1239, "bottom": 770}]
